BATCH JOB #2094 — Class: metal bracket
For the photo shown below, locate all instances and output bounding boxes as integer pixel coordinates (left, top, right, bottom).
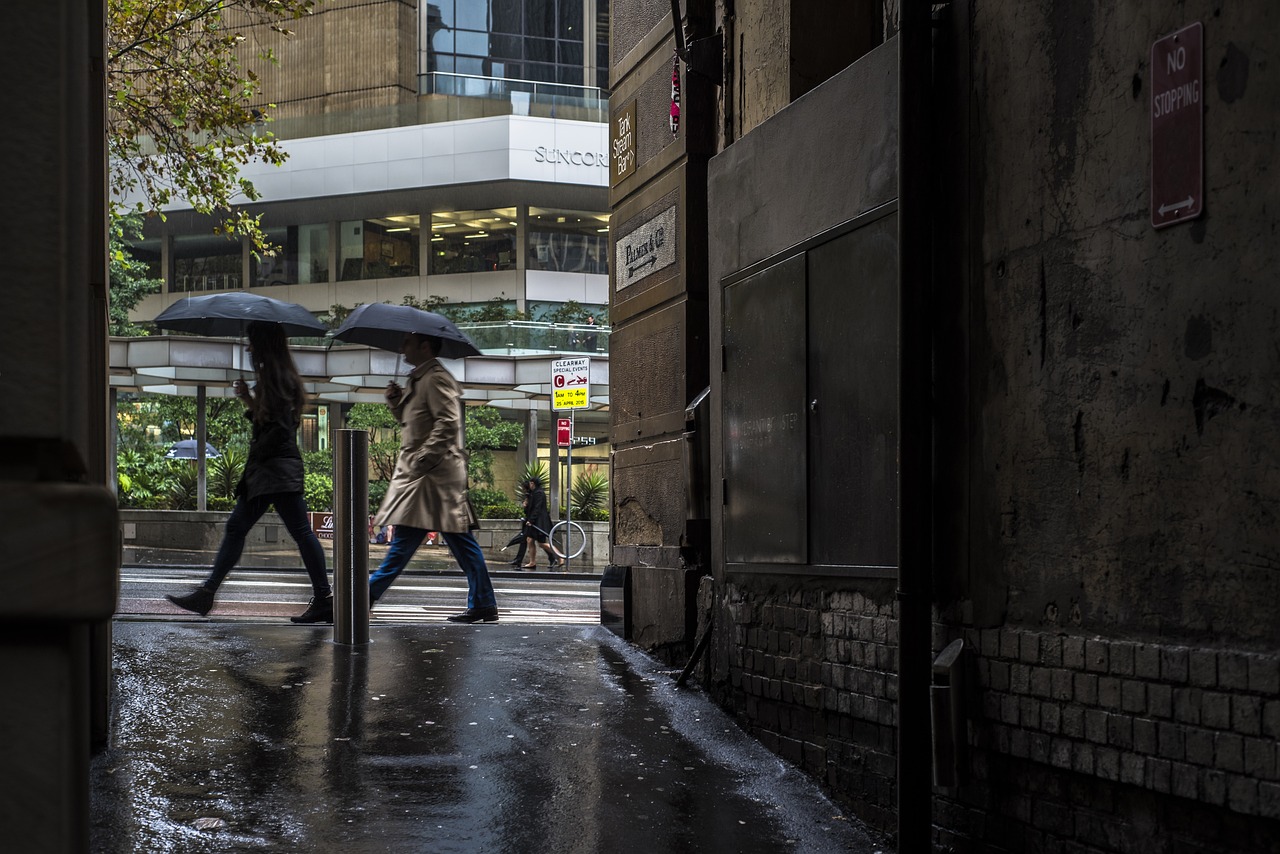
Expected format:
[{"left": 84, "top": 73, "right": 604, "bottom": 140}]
[{"left": 669, "top": 0, "right": 723, "bottom": 86}]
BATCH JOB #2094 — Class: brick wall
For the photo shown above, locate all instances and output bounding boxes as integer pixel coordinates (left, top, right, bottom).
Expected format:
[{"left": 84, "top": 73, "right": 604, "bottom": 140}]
[
  {"left": 711, "top": 583, "right": 1280, "bottom": 850},
  {"left": 713, "top": 583, "right": 902, "bottom": 836}
]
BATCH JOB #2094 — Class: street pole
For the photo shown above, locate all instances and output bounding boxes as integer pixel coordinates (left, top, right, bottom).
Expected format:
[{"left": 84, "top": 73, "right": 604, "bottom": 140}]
[
  {"left": 565, "top": 410, "right": 573, "bottom": 572},
  {"left": 333, "top": 428, "right": 369, "bottom": 645},
  {"left": 196, "top": 385, "right": 207, "bottom": 511}
]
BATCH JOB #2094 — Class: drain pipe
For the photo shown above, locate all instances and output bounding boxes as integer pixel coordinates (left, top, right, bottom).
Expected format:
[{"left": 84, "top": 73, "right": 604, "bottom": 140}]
[{"left": 897, "top": 1, "right": 935, "bottom": 850}]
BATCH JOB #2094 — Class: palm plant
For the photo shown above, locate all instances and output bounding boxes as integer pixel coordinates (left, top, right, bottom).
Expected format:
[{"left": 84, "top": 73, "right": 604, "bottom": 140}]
[
  {"left": 519, "top": 460, "right": 549, "bottom": 493},
  {"left": 167, "top": 463, "right": 199, "bottom": 510},
  {"left": 570, "top": 469, "right": 609, "bottom": 519},
  {"left": 208, "top": 447, "right": 246, "bottom": 503}
]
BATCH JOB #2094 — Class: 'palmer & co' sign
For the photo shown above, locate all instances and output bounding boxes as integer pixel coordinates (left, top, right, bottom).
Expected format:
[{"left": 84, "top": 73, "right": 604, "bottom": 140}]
[{"left": 614, "top": 205, "right": 676, "bottom": 290}]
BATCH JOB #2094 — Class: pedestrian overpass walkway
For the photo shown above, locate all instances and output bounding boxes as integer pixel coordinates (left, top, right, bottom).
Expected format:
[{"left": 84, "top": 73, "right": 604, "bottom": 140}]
[{"left": 108, "top": 331, "right": 610, "bottom": 410}]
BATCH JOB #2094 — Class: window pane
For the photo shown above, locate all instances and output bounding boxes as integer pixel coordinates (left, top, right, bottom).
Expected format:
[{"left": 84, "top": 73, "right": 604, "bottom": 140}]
[
  {"left": 455, "top": 29, "right": 489, "bottom": 56},
  {"left": 433, "top": 0, "right": 456, "bottom": 29},
  {"left": 432, "top": 29, "right": 455, "bottom": 54},
  {"left": 525, "top": 37, "right": 555, "bottom": 63},
  {"left": 525, "top": 0, "right": 555, "bottom": 38},
  {"left": 455, "top": 0, "right": 488, "bottom": 31},
  {"left": 491, "top": 0, "right": 523, "bottom": 34},
  {"left": 558, "top": 40, "right": 583, "bottom": 68},
  {"left": 340, "top": 216, "right": 421, "bottom": 281},
  {"left": 527, "top": 207, "right": 610, "bottom": 274},
  {"left": 251, "top": 224, "right": 330, "bottom": 287},
  {"left": 516, "top": 62, "right": 556, "bottom": 83},
  {"left": 489, "top": 33, "right": 524, "bottom": 62},
  {"left": 172, "top": 233, "right": 242, "bottom": 292},
  {"left": 127, "top": 237, "right": 162, "bottom": 280},
  {"left": 429, "top": 208, "right": 518, "bottom": 275},
  {"left": 297, "top": 224, "right": 329, "bottom": 283},
  {"left": 559, "top": 0, "right": 582, "bottom": 40}
]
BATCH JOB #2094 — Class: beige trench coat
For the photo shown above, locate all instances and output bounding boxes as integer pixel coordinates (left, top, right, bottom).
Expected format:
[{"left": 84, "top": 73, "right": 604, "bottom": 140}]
[{"left": 373, "top": 358, "right": 477, "bottom": 533}]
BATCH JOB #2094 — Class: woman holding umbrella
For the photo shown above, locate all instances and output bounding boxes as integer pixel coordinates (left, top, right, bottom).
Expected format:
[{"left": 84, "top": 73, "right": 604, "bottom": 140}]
[{"left": 166, "top": 321, "right": 333, "bottom": 623}]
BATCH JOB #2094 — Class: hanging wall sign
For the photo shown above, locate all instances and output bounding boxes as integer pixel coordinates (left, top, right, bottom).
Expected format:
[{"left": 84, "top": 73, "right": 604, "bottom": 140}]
[{"left": 670, "top": 52, "right": 681, "bottom": 135}]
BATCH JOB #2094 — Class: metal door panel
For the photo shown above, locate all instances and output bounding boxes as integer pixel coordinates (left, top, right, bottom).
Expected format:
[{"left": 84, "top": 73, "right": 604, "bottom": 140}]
[
  {"left": 807, "top": 216, "right": 899, "bottom": 568},
  {"left": 723, "top": 254, "right": 807, "bottom": 564}
]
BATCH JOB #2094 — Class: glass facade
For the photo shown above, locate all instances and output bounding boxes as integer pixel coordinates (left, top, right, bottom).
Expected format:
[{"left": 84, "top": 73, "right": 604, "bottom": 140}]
[
  {"left": 150, "top": 206, "right": 610, "bottom": 291},
  {"left": 127, "top": 236, "right": 163, "bottom": 281},
  {"left": 429, "top": 208, "right": 518, "bottom": 274},
  {"left": 424, "top": 0, "right": 602, "bottom": 86},
  {"left": 172, "top": 233, "right": 242, "bottom": 292},
  {"left": 338, "top": 216, "right": 421, "bottom": 281},
  {"left": 252, "top": 224, "right": 329, "bottom": 287},
  {"left": 527, "top": 207, "right": 609, "bottom": 274}
]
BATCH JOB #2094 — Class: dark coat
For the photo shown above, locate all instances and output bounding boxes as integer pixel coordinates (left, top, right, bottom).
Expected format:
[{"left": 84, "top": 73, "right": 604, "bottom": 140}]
[
  {"left": 235, "top": 410, "right": 304, "bottom": 499},
  {"left": 525, "top": 485, "right": 552, "bottom": 537}
]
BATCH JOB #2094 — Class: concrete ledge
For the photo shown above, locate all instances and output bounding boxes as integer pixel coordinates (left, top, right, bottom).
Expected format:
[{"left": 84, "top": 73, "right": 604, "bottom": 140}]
[{"left": 119, "top": 510, "right": 611, "bottom": 571}]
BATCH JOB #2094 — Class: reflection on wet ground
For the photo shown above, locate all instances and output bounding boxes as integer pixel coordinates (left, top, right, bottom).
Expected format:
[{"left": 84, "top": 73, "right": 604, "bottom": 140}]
[{"left": 91, "top": 623, "right": 882, "bottom": 853}]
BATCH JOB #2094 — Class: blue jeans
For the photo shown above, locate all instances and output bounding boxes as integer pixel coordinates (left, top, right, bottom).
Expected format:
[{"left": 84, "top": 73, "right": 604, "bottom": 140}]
[
  {"left": 369, "top": 526, "right": 496, "bottom": 611},
  {"left": 205, "top": 492, "right": 331, "bottom": 598}
]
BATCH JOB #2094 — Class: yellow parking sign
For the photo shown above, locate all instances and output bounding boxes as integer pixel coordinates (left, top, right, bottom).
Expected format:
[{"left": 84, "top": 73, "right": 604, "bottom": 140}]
[{"left": 552, "top": 357, "right": 590, "bottom": 410}]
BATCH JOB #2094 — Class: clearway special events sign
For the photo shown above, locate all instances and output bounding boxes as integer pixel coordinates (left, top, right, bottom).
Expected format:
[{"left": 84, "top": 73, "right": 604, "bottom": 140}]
[
  {"left": 615, "top": 205, "right": 676, "bottom": 290},
  {"left": 552, "top": 357, "right": 591, "bottom": 410}
]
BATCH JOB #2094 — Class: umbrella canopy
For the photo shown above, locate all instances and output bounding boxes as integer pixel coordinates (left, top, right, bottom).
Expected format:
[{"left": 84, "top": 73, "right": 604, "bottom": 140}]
[
  {"left": 154, "top": 293, "right": 328, "bottom": 338},
  {"left": 331, "top": 303, "right": 482, "bottom": 358},
  {"left": 165, "top": 440, "right": 221, "bottom": 460}
]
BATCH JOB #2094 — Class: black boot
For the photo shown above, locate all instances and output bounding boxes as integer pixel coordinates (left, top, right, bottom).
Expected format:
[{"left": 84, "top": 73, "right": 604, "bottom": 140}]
[
  {"left": 166, "top": 587, "right": 215, "bottom": 617},
  {"left": 291, "top": 595, "right": 334, "bottom": 624}
]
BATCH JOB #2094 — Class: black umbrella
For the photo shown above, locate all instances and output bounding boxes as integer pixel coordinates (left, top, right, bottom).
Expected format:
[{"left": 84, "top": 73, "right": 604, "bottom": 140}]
[
  {"left": 154, "top": 293, "right": 328, "bottom": 338},
  {"left": 330, "top": 303, "right": 482, "bottom": 358},
  {"left": 165, "top": 440, "right": 221, "bottom": 460}
]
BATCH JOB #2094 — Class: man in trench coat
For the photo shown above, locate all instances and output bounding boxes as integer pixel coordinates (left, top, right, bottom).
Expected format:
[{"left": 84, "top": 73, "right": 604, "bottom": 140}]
[{"left": 368, "top": 333, "right": 499, "bottom": 622}]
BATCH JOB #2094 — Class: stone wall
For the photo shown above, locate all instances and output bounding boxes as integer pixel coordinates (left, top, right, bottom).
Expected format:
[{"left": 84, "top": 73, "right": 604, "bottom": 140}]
[{"left": 697, "top": 1, "right": 1280, "bottom": 851}]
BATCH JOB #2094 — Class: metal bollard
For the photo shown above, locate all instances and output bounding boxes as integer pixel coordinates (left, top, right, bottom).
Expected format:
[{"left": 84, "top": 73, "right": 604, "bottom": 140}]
[{"left": 333, "top": 429, "right": 370, "bottom": 645}]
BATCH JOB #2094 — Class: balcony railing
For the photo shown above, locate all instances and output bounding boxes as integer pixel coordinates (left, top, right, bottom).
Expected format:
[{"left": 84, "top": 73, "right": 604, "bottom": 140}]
[
  {"left": 420, "top": 72, "right": 607, "bottom": 124},
  {"left": 233, "top": 73, "right": 606, "bottom": 143},
  {"left": 458, "top": 320, "right": 609, "bottom": 356}
]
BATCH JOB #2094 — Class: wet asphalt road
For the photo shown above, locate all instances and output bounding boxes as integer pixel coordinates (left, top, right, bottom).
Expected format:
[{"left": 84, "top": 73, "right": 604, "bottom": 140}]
[{"left": 90, "top": 622, "right": 883, "bottom": 853}]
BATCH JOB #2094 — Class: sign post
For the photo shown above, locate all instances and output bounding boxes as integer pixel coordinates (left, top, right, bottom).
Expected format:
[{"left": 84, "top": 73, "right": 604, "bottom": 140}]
[
  {"left": 1150, "top": 22, "right": 1203, "bottom": 229},
  {"left": 552, "top": 358, "right": 590, "bottom": 571}
]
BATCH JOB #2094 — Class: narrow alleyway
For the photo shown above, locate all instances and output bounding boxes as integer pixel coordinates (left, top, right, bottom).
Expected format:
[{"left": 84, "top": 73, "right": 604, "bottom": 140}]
[{"left": 90, "top": 622, "right": 884, "bottom": 853}]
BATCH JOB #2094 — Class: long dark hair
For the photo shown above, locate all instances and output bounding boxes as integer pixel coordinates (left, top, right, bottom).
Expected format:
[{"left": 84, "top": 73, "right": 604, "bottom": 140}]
[{"left": 245, "top": 321, "right": 306, "bottom": 424}]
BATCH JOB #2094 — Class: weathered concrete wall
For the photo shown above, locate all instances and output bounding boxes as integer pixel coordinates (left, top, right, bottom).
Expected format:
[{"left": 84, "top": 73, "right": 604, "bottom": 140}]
[
  {"left": 969, "top": 3, "right": 1280, "bottom": 644},
  {"left": 696, "top": 1, "right": 1280, "bottom": 850},
  {"left": 732, "top": 0, "right": 791, "bottom": 138},
  {"left": 608, "top": 1, "right": 717, "bottom": 657}
]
